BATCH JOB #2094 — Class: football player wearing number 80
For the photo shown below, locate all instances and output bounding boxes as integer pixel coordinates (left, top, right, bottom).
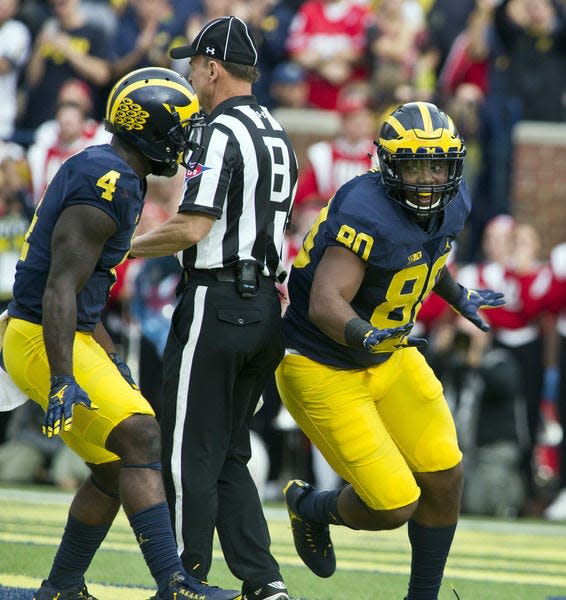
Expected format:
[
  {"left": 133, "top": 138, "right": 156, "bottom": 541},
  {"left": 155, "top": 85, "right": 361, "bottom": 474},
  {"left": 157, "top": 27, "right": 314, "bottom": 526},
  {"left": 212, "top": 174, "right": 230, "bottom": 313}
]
[
  {"left": 1, "top": 67, "right": 237, "bottom": 600},
  {"left": 276, "top": 102, "right": 504, "bottom": 599}
]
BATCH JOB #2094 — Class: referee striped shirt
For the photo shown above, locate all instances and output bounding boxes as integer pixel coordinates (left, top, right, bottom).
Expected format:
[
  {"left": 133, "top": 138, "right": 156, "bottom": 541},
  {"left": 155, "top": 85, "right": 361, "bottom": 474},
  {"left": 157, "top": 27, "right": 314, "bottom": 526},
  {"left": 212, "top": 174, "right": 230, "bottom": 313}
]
[{"left": 179, "top": 95, "right": 298, "bottom": 282}]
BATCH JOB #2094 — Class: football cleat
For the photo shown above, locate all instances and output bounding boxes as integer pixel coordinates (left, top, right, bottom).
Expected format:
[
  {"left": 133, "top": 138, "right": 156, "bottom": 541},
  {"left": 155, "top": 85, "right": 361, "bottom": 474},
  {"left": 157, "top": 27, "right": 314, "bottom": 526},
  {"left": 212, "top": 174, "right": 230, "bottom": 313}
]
[
  {"left": 33, "top": 579, "right": 97, "bottom": 600},
  {"left": 283, "top": 480, "right": 336, "bottom": 578},
  {"left": 240, "top": 579, "right": 289, "bottom": 600},
  {"left": 149, "top": 571, "right": 240, "bottom": 600}
]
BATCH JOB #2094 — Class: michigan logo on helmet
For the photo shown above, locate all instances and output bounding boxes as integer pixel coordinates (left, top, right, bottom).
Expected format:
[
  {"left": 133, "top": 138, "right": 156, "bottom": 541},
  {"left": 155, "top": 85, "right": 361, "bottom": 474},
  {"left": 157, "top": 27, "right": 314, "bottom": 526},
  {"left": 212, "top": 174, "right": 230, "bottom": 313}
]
[
  {"left": 105, "top": 67, "right": 203, "bottom": 177},
  {"left": 376, "top": 101, "right": 466, "bottom": 217}
]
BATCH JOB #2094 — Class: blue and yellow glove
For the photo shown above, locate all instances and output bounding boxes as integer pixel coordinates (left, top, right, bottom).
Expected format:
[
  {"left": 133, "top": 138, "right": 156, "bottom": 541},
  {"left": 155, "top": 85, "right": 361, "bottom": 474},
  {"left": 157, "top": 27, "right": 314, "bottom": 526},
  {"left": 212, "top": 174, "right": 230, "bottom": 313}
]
[
  {"left": 451, "top": 286, "right": 505, "bottom": 332},
  {"left": 362, "top": 323, "right": 427, "bottom": 354},
  {"left": 44, "top": 375, "right": 96, "bottom": 438},
  {"left": 109, "top": 352, "right": 139, "bottom": 390}
]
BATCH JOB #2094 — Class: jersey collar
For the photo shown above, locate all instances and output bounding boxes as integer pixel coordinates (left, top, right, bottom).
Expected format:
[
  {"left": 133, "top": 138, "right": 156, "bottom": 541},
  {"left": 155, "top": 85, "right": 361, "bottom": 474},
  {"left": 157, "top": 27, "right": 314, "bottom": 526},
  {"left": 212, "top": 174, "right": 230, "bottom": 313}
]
[{"left": 208, "top": 95, "right": 257, "bottom": 121}]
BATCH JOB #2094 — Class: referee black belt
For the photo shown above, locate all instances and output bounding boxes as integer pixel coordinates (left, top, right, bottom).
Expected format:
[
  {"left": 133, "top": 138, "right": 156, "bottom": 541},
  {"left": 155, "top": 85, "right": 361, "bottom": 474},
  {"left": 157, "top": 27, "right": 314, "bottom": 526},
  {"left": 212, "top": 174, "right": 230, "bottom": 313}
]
[
  {"left": 184, "top": 267, "right": 276, "bottom": 282},
  {"left": 184, "top": 267, "right": 239, "bottom": 283}
]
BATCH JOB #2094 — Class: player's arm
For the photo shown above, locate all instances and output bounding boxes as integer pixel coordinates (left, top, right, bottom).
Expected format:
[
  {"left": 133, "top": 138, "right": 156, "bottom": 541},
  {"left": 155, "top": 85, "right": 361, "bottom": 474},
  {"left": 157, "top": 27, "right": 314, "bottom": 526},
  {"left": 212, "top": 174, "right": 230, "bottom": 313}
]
[
  {"left": 92, "top": 321, "right": 117, "bottom": 355},
  {"left": 92, "top": 321, "right": 139, "bottom": 390},
  {"left": 433, "top": 266, "right": 505, "bottom": 331},
  {"left": 309, "top": 245, "right": 366, "bottom": 344},
  {"left": 41, "top": 205, "right": 117, "bottom": 436},
  {"left": 43, "top": 205, "right": 117, "bottom": 376}
]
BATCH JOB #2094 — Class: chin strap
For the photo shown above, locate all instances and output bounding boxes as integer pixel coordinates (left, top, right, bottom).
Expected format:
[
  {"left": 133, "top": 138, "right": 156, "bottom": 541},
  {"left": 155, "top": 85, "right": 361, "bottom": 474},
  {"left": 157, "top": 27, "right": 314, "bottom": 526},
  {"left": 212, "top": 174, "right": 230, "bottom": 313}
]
[{"left": 415, "top": 211, "right": 442, "bottom": 233}]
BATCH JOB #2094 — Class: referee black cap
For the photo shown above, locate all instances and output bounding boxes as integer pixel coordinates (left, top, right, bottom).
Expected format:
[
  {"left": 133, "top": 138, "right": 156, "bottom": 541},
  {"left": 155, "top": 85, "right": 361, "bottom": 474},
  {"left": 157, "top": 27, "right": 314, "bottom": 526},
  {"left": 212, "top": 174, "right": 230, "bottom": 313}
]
[{"left": 170, "top": 16, "right": 258, "bottom": 66}]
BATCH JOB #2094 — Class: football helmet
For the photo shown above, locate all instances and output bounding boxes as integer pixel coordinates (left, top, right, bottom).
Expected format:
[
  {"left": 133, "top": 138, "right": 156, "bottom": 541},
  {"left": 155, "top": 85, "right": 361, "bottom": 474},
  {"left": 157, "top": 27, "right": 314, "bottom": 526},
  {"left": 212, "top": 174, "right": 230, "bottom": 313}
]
[
  {"left": 376, "top": 101, "right": 466, "bottom": 217},
  {"left": 105, "top": 67, "right": 203, "bottom": 177}
]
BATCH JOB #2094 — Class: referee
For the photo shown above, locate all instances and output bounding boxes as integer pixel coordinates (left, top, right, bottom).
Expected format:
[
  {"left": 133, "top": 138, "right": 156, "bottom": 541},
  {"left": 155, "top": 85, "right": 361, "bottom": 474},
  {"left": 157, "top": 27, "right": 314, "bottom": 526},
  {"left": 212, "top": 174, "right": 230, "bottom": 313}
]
[{"left": 131, "top": 16, "right": 298, "bottom": 600}]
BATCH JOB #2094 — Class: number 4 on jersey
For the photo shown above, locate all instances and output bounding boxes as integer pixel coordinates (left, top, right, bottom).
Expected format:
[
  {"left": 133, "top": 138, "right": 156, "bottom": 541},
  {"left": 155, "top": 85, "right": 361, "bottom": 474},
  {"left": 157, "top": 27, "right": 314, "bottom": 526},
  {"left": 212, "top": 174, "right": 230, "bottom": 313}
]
[{"left": 96, "top": 170, "right": 121, "bottom": 201}]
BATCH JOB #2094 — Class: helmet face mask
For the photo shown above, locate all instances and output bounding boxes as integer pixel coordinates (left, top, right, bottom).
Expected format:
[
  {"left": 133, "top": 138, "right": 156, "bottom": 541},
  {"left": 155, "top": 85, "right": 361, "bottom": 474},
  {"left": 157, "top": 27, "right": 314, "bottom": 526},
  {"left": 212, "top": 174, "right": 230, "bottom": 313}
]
[
  {"left": 105, "top": 67, "right": 204, "bottom": 177},
  {"left": 376, "top": 102, "right": 466, "bottom": 218}
]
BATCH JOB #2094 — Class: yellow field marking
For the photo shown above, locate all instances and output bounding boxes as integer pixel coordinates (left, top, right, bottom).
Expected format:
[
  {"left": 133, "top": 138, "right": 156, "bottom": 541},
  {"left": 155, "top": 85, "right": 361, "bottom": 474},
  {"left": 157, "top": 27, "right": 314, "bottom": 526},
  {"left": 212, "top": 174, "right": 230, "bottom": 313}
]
[
  {"left": 0, "top": 531, "right": 137, "bottom": 552},
  {"left": 0, "top": 574, "right": 154, "bottom": 600}
]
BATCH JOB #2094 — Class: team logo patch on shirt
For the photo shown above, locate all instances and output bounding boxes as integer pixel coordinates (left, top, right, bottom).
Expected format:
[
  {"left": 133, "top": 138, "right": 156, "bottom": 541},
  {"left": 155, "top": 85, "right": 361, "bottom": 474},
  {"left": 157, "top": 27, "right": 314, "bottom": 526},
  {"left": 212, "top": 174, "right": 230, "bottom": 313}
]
[{"left": 185, "top": 162, "right": 210, "bottom": 181}]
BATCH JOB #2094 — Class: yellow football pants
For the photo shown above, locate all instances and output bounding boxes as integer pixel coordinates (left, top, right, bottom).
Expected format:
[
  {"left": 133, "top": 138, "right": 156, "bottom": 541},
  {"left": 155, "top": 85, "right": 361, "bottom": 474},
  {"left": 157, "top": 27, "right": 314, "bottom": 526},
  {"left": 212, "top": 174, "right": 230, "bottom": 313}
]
[
  {"left": 276, "top": 347, "right": 462, "bottom": 511},
  {"left": 3, "top": 318, "right": 154, "bottom": 464}
]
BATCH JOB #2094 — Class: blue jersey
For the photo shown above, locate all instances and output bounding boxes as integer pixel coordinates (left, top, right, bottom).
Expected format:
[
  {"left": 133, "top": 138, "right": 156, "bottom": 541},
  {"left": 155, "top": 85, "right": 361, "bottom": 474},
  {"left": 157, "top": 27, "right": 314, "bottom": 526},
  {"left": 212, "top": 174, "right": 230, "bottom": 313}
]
[
  {"left": 9, "top": 144, "right": 145, "bottom": 332},
  {"left": 283, "top": 170, "right": 471, "bottom": 369}
]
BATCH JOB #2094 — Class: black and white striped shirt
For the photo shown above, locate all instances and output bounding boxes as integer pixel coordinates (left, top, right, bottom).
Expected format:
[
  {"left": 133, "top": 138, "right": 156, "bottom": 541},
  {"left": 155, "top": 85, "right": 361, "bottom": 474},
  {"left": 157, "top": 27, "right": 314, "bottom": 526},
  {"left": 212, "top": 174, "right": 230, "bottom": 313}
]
[{"left": 179, "top": 95, "right": 298, "bottom": 282}]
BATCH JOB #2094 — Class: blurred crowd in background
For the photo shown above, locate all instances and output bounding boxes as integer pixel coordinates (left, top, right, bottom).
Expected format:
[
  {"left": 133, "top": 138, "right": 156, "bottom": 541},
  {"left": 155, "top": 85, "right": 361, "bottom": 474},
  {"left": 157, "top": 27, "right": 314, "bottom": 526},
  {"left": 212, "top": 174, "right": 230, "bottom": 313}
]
[{"left": 1, "top": 0, "right": 566, "bottom": 522}]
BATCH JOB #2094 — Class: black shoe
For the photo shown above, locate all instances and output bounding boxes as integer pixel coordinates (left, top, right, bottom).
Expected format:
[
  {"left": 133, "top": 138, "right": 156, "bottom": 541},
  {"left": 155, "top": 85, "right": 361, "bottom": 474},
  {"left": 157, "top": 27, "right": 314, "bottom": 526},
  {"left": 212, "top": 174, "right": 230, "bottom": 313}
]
[
  {"left": 283, "top": 479, "right": 336, "bottom": 578},
  {"left": 241, "top": 580, "right": 289, "bottom": 600},
  {"left": 151, "top": 571, "right": 240, "bottom": 600},
  {"left": 33, "top": 579, "right": 97, "bottom": 600}
]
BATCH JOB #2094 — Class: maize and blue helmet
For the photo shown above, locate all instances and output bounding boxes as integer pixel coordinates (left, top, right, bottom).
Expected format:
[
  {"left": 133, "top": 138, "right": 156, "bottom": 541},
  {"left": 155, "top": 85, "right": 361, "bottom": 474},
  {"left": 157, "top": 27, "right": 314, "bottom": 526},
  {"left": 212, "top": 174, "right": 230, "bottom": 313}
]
[
  {"left": 105, "top": 67, "right": 203, "bottom": 177},
  {"left": 376, "top": 101, "right": 466, "bottom": 217}
]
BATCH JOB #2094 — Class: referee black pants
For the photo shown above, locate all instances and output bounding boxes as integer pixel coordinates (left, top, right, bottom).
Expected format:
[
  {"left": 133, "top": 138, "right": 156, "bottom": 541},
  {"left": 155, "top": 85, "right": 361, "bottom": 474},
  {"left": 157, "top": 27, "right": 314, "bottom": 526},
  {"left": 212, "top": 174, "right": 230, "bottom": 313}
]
[
  {"left": 494, "top": 335, "right": 543, "bottom": 495},
  {"left": 160, "top": 272, "right": 284, "bottom": 588}
]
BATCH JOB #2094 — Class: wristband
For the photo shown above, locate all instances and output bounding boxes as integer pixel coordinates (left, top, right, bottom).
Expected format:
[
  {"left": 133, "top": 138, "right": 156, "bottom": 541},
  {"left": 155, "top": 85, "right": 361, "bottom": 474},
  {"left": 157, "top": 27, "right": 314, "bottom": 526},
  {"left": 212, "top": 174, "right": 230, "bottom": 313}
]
[
  {"left": 50, "top": 375, "right": 75, "bottom": 386},
  {"left": 433, "top": 270, "right": 463, "bottom": 305},
  {"left": 344, "top": 317, "right": 374, "bottom": 349}
]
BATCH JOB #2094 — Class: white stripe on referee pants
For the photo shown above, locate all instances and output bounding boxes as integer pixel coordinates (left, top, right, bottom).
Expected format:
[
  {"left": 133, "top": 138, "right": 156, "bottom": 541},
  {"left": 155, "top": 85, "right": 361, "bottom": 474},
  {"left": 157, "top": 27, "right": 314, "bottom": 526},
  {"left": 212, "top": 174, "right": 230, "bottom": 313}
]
[{"left": 172, "top": 284, "right": 207, "bottom": 556}]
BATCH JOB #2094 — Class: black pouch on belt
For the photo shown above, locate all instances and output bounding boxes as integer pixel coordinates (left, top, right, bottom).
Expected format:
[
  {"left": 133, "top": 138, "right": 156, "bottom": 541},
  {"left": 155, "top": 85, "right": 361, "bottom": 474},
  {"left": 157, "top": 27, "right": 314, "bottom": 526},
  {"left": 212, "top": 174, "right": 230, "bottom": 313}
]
[{"left": 236, "top": 260, "right": 258, "bottom": 298}]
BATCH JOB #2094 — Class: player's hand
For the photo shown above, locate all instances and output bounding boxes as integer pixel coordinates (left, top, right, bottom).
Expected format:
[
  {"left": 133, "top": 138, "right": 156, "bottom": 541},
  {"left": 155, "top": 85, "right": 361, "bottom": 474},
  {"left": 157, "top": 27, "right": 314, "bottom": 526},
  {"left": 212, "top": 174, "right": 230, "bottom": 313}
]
[
  {"left": 362, "top": 323, "right": 427, "bottom": 353},
  {"left": 109, "top": 352, "right": 139, "bottom": 390},
  {"left": 451, "top": 286, "right": 505, "bottom": 332},
  {"left": 43, "top": 375, "right": 96, "bottom": 438}
]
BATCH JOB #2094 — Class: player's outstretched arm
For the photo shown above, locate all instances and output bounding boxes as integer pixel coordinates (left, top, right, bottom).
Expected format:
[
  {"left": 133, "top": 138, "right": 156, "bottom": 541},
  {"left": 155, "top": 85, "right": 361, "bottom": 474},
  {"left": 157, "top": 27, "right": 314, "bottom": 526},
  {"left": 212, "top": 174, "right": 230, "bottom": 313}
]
[{"left": 433, "top": 267, "right": 505, "bottom": 332}]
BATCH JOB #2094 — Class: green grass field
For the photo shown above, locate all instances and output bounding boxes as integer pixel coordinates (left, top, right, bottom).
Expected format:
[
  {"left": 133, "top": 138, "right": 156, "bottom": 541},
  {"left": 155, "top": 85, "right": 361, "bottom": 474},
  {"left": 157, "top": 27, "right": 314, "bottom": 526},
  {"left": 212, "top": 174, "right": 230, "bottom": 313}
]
[{"left": 1, "top": 485, "right": 565, "bottom": 600}]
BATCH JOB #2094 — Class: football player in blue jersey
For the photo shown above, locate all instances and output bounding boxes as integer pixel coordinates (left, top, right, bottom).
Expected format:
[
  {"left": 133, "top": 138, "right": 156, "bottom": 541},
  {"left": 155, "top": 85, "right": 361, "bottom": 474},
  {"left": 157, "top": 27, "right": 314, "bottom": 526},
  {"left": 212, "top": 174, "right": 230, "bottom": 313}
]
[
  {"left": 276, "top": 101, "right": 505, "bottom": 600},
  {"left": 1, "top": 67, "right": 236, "bottom": 600}
]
